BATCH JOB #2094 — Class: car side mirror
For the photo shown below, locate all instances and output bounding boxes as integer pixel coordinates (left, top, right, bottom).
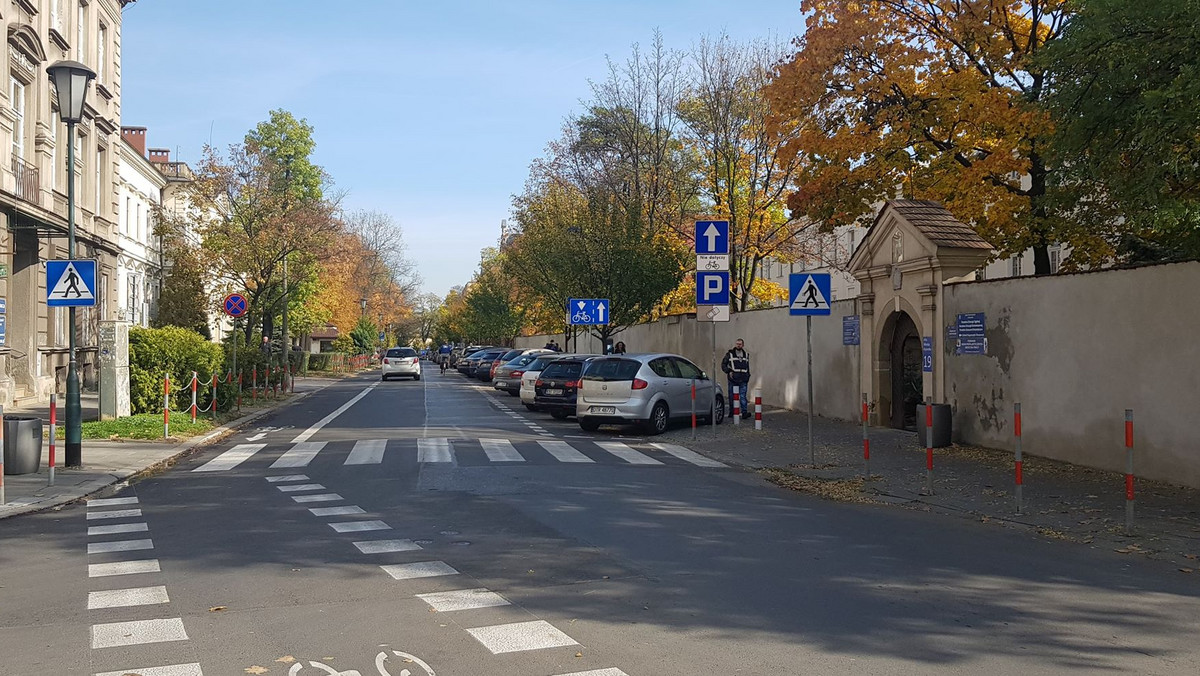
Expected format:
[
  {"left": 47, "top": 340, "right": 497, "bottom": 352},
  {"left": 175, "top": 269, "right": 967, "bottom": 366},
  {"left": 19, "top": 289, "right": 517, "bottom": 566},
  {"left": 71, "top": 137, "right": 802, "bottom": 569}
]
[{"left": 699, "top": 371, "right": 709, "bottom": 380}]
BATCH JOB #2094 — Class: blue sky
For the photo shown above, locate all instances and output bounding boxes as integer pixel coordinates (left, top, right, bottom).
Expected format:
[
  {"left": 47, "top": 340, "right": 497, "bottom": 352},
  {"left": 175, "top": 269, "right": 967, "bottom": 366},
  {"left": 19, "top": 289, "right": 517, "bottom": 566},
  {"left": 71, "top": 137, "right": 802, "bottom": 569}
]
[{"left": 121, "top": 1, "right": 804, "bottom": 297}]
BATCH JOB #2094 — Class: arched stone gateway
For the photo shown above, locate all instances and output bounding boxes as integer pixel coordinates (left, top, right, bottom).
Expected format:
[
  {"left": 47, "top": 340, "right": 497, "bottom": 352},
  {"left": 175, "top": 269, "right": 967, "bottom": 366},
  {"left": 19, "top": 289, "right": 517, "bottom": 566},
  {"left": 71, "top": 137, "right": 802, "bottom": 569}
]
[{"left": 848, "top": 200, "right": 993, "bottom": 429}]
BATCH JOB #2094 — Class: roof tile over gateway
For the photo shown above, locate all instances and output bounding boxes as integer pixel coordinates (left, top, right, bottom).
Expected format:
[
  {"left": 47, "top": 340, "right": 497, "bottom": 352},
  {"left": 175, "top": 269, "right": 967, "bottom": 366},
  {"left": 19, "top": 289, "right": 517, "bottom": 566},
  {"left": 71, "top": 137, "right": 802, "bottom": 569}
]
[{"left": 885, "top": 199, "right": 993, "bottom": 250}]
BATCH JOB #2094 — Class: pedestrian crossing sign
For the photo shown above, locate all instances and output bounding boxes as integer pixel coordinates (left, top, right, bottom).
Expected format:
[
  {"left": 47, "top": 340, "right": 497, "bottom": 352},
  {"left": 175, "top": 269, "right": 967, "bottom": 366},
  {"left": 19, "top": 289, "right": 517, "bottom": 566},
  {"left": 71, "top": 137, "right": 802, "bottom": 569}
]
[
  {"left": 789, "top": 273, "right": 832, "bottom": 316},
  {"left": 46, "top": 259, "right": 97, "bottom": 307}
]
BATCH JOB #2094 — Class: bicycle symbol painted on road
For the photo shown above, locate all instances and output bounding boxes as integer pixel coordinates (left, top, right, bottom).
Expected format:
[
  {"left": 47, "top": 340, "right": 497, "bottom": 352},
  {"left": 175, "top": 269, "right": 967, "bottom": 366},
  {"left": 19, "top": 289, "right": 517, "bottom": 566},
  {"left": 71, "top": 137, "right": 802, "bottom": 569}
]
[{"left": 286, "top": 650, "right": 435, "bottom": 676}]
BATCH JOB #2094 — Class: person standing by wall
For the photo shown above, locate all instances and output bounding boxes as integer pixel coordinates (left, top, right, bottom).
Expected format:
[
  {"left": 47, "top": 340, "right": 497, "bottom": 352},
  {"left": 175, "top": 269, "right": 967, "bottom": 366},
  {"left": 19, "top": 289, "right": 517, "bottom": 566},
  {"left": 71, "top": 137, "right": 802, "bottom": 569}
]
[{"left": 721, "top": 338, "right": 750, "bottom": 418}]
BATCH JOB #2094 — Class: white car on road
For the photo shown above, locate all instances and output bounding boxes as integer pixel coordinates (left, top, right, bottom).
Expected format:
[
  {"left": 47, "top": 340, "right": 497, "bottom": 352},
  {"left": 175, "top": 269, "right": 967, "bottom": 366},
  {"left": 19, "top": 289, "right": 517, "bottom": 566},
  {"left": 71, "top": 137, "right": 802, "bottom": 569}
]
[{"left": 381, "top": 347, "right": 421, "bottom": 381}]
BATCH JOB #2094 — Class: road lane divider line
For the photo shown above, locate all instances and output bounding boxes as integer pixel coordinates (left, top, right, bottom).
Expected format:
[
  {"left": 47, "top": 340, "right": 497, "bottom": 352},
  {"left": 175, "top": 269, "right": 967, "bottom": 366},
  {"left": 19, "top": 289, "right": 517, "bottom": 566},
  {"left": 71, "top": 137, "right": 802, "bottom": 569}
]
[{"left": 291, "top": 383, "right": 379, "bottom": 443}]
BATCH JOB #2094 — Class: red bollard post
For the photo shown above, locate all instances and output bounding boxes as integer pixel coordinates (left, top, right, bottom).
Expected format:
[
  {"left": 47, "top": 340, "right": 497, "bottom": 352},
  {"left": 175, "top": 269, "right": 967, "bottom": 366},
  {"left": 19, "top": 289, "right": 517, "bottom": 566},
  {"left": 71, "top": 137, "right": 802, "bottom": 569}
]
[
  {"left": 1014, "top": 402, "right": 1023, "bottom": 514},
  {"left": 862, "top": 393, "right": 870, "bottom": 478},
  {"left": 1125, "top": 409, "right": 1135, "bottom": 531},
  {"left": 163, "top": 375, "right": 171, "bottom": 438},
  {"left": 754, "top": 389, "right": 762, "bottom": 431},
  {"left": 190, "top": 372, "right": 198, "bottom": 424},
  {"left": 48, "top": 394, "right": 57, "bottom": 486},
  {"left": 732, "top": 390, "right": 741, "bottom": 426},
  {"left": 925, "top": 399, "right": 935, "bottom": 495}
]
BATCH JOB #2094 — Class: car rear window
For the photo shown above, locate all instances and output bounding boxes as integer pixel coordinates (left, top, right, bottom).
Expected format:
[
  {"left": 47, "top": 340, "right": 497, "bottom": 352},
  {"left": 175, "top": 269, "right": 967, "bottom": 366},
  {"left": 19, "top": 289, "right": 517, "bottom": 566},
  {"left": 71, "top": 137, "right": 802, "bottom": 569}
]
[
  {"left": 583, "top": 358, "right": 641, "bottom": 382},
  {"left": 386, "top": 348, "right": 416, "bottom": 358},
  {"left": 511, "top": 354, "right": 541, "bottom": 367},
  {"left": 526, "top": 356, "right": 559, "bottom": 371},
  {"left": 500, "top": 349, "right": 524, "bottom": 361},
  {"left": 540, "top": 361, "right": 583, "bottom": 379}
]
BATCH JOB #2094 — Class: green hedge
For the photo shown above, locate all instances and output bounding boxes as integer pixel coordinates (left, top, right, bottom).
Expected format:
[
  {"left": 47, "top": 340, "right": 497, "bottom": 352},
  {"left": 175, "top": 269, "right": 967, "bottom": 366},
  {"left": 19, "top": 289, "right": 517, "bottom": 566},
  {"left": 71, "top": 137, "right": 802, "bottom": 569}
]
[{"left": 129, "top": 326, "right": 224, "bottom": 415}]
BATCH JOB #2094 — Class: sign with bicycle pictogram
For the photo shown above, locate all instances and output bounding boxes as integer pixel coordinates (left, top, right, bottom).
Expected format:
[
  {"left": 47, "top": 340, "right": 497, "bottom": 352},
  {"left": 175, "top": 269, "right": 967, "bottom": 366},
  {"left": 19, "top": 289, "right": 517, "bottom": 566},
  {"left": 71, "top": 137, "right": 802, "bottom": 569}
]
[{"left": 567, "top": 298, "right": 609, "bottom": 326}]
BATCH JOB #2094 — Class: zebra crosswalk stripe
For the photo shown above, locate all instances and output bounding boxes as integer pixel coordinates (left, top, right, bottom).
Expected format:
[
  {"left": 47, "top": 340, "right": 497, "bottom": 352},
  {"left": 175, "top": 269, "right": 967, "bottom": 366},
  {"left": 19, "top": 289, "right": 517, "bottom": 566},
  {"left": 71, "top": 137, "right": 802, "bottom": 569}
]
[
  {"left": 596, "top": 441, "right": 662, "bottom": 465},
  {"left": 417, "top": 437, "right": 453, "bottom": 463},
  {"left": 480, "top": 438, "right": 524, "bottom": 462},
  {"left": 193, "top": 443, "right": 266, "bottom": 472},
  {"left": 345, "top": 439, "right": 387, "bottom": 465},
  {"left": 650, "top": 442, "right": 728, "bottom": 467},
  {"left": 270, "top": 442, "right": 326, "bottom": 468},
  {"left": 537, "top": 440, "right": 593, "bottom": 463}
]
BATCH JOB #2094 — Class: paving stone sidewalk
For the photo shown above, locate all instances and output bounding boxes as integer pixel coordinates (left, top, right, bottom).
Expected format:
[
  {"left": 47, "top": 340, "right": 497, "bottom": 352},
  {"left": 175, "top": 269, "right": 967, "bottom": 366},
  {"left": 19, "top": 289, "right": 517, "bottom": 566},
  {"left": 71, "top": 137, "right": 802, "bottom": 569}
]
[
  {"left": 0, "top": 375, "right": 339, "bottom": 519},
  {"left": 661, "top": 407, "right": 1200, "bottom": 570}
]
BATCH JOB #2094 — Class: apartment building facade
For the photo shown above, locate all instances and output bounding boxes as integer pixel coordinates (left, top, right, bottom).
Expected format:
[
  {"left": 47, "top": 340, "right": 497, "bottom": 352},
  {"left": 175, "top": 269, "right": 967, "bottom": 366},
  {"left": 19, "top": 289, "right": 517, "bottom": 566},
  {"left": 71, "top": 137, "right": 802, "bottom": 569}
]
[
  {"left": 0, "top": 0, "right": 131, "bottom": 405},
  {"left": 115, "top": 124, "right": 162, "bottom": 327}
]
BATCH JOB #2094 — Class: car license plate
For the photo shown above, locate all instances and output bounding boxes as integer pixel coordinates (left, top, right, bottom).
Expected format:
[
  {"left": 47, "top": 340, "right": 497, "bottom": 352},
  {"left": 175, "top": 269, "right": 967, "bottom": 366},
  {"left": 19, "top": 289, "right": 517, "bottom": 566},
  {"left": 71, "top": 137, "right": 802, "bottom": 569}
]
[
  {"left": 592, "top": 406, "right": 616, "bottom": 415},
  {"left": 544, "top": 388, "right": 563, "bottom": 396}
]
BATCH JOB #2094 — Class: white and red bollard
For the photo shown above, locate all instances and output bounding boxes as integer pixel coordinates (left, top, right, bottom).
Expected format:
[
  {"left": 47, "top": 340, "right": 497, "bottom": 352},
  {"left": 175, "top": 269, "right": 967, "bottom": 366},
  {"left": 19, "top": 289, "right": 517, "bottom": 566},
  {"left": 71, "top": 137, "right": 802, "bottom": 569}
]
[
  {"left": 190, "top": 371, "right": 198, "bottom": 424},
  {"left": 862, "top": 393, "right": 870, "bottom": 478},
  {"left": 732, "top": 390, "right": 741, "bottom": 425},
  {"left": 48, "top": 394, "right": 57, "bottom": 487},
  {"left": 1125, "top": 409, "right": 1135, "bottom": 531},
  {"left": 925, "top": 399, "right": 935, "bottom": 495},
  {"left": 163, "top": 374, "right": 171, "bottom": 439},
  {"left": 1014, "top": 402, "right": 1023, "bottom": 514},
  {"left": 212, "top": 373, "right": 219, "bottom": 420},
  {"left": 753, "top": 389, "right": 762, "bottom": 431}
]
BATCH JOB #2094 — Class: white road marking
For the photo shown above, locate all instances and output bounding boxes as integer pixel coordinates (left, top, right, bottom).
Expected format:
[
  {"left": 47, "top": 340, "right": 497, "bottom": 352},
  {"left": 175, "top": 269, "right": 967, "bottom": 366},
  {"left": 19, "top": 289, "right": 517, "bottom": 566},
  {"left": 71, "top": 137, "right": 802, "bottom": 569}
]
[
  {"left": 270, "top": 442, "right": 327, "bottom": 468},
  {"left": 537, "top": 440, "right": 593, "bottom": 463},
  {"left": 88, "top": 539, "right": 154, "bottom": 555},
  {"left": 353, "top": 539, "right": 421, "bottom": 554},
  {"left": 651, "top": 442, "right": 728, "bottom": 467},
  {"left": 309, "top": 506, "right": 365, "bottom": 517},
  {"left": 466, "top": 620, "right": 579, "bottom": 654},
  {"left": 88, "top": 560, "right": 160, "bottom": 577},
  {"left": 91, "top": 618, "right": 188, "bottom": 649},
  {"left": 276, "top": 483, "right": 325, "bottom": 493},
  {"left": 596, "top": 441, "right": 662, "bottom": 465},
  {"left": 345, "top": 438, "right": 387, "bottom": 465},
  {"left": 481, "top": 438, "right": 524, "bottom": 462},
  {"left": 291, "top": 493, "right": 343, "bottom": 503},
  {"left": 379, "top": 561, "right": 459, "bottom": 580},
  {"left": 95, "top": 664, "right": 204, "bottom": 676},
  {"left": 87, "top": 585, "right": 170, "bottom": 609},
  {"left": 265, "top": 474, "right": 309, "bottom": 482},
  {"left": 418, "top": 437, "right": 452, "bottom": 463},
  {"left": 416, "top": 588, "right": 510, "bottom": 612},
  {"left": 291, "top": 383, "right": 378, "bottom": 443},
  {"left": 329, "top": 520, "right": 390, "bottom": 533},
  {"left": 552, "top": 670, "right": 631, "bottom": 676},
  {"left": 88, "top": 522, "right": 148, "bottom": 536},
  {"left": 87, "top": 497, "right": 139, "bottom": 508},
  {"left": 87, "top": 509, "right": 142, "bottom": 521},
  {"left": 192, "top": 443, "right": 266, "bottom": 472}
]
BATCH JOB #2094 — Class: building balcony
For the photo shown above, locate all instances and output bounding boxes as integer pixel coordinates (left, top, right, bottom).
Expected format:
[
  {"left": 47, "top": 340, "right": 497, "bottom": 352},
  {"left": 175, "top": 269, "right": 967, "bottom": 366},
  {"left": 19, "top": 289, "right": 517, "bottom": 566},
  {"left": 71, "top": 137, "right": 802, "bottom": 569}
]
[
  {"left": 11, "top": 156, "right": 39, "bottom": 206},
  {"left": 155, "top": 161, "right": 194, "bottom": 181}
]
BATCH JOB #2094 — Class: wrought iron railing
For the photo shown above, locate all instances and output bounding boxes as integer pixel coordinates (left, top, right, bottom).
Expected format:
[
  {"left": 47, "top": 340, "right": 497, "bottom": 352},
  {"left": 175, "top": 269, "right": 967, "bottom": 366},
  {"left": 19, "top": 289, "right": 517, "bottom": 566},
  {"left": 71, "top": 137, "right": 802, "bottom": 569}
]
[{"left": 11, "top": 156, "right": 39, "bottom": 204}]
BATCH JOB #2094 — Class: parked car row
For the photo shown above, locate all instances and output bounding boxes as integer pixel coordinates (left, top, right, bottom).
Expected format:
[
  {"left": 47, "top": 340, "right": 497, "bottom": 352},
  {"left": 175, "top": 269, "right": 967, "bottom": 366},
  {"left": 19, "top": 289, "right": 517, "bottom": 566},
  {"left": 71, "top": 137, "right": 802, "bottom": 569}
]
[{"left": 450, "top": 346, "right": 724, "bottom": 435}]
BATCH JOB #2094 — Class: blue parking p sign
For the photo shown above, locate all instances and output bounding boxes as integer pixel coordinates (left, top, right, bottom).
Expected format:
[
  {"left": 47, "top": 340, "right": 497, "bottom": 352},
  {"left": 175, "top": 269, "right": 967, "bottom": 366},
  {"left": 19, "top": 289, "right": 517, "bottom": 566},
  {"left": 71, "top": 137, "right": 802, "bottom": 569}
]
[{"left": 695, "top": 271, "right": 730, "bottom": 306}]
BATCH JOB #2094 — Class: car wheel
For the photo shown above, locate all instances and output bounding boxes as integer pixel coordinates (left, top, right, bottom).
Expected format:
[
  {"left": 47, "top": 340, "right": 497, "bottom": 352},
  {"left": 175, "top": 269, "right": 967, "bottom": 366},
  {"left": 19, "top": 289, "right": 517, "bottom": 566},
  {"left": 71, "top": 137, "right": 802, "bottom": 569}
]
[
  {"left": 646, "top": 401, "right": 669, "bottom": 435},
  {"left": 713, "top": 395, "right": 725, "bottom": 425},
  {"left": 550, "top": 409, "right": 570, "bottom": 420},
  {"left": 381, "top": 375, "right": 388, "bottom": 382},
  {"left": 524, "top": 403, "right": 537, "bottom": 412},
  {"left": 414, "top": 373, "right": 421, "bottom": 381},
  {"left": 579, "top": 418, "right": 601, "bottom": 432},
  {"left": 507, "top": 390, "right": 518, "bottom": 397}
]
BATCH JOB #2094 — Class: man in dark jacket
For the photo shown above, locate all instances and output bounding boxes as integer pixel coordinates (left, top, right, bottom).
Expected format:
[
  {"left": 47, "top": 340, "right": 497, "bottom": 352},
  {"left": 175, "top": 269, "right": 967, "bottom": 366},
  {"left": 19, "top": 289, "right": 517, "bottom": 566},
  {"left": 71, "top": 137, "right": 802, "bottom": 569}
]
[{"left": 721, "top": 338, "right": 750, "bottom": 418}]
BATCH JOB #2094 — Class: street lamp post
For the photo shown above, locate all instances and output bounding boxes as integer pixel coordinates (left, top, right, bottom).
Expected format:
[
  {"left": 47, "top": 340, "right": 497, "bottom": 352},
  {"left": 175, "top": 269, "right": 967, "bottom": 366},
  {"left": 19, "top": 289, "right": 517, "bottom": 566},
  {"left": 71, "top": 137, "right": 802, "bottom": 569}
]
[{"left": 47, "top": 60, "right": 96, "bottom": 469}]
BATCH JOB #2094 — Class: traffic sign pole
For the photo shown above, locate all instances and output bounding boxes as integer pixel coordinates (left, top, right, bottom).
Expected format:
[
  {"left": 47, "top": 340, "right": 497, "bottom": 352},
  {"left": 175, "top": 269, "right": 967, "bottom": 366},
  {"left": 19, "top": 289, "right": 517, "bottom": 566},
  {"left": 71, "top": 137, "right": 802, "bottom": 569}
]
[{"left": 807, "top": 315, "right": 815, "bottom": 467}]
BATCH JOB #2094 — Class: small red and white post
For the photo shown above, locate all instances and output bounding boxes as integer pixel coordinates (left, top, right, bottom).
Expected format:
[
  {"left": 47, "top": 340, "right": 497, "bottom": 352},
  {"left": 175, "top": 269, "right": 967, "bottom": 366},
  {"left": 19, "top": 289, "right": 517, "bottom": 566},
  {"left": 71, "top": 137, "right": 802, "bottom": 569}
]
[
  {"left": 48, "top": 394, "right": 57, "bottom": 487},
  {"left": 1125, "top": 409, "right": 1135, "bottom": 531},
  {"left": 163, "top": 374, "right": 171, "bottom": 439},
  {"left": 925, "top": 399, "right": 935, "bottom": 495},
  {"left": 691, "top": 381, "right": 700, "bottom": 439},
  {"left": 862, "top": 393, "right": 870, "bottom": 478},
  {"left": 211, "top": 373, "right": 219, "bottom": 421},
  {"left": 753, "top": 389, "right": 762, "bottom": 431},
  {"left": 190, "top": 371, "right": 198, "bottom": 424},
  {"left": 1014, "top": 402, "right": 1023, "bottom": 514},
  {"left": 732, "top": 390, "right": 741, "bottom": 426}
]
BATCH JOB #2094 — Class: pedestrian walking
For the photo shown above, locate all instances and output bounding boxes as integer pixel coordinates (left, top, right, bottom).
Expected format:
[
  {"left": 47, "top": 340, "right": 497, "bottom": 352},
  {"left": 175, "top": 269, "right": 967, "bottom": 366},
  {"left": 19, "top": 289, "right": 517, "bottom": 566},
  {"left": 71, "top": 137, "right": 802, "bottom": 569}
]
[
  {"left": 721, "top": 338, "right": 751, "bottom": 418},
  {"left": 613, "top": 341, "right": 627, "bottom": 354}
]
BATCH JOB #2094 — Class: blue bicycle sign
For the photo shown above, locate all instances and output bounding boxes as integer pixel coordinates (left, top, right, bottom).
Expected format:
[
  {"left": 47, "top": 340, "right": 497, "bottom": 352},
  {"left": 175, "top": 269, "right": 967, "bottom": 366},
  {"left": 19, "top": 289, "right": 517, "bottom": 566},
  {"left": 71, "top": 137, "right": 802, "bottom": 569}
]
[{"left": 567, "top": 298, "right": 609, "bottom": 326}]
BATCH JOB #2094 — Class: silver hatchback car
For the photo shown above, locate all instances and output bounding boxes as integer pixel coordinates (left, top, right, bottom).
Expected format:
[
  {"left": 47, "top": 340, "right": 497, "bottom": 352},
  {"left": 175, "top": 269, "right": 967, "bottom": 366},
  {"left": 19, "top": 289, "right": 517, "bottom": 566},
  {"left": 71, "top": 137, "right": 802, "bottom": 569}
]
[{"left": 575, "top": 354, "right": 724, "bottom": 435}]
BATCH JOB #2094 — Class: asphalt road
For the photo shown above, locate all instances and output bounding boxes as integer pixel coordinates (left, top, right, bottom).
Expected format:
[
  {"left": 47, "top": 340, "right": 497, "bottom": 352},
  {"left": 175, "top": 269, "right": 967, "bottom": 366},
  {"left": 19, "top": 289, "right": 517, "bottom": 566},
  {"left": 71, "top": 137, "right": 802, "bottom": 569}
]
[{"left": 3, "top": 367, "right": 1200, "bottom": 676}]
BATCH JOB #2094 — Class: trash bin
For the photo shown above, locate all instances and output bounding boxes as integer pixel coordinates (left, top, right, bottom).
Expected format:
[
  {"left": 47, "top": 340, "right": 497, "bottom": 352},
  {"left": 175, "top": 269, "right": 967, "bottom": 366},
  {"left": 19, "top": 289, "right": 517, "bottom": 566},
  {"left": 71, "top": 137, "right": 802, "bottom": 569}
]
[
  {"left": 916, "top": 403, "right": 952, "bottom": 448},
  {"left": 3, "top": 415, "right": 43, "bottom": 475}
]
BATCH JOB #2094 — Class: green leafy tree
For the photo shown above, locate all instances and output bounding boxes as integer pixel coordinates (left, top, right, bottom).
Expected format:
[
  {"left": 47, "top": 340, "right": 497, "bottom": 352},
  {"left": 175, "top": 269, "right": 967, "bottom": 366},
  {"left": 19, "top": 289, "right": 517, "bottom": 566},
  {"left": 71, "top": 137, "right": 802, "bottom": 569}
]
[
  {"left": 1044, "top": 0, "right": 1200, "bottom": 261},
  {"left": 460, "top": 255, "right": 525, "bottom": 346},
  {"left": 350, "top": 317, "right": 378, "bottom": 355},
  {"left": 153, "top": 243, "right": 211, "bottom": 339}
]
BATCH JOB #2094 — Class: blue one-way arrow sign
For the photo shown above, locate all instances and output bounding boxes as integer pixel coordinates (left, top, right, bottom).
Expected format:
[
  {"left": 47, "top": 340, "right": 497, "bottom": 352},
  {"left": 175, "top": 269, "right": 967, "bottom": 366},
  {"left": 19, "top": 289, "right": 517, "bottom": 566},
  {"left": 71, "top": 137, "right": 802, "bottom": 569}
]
[
  {"left": 568, "top": 298, "right": 610, "bottom": 326},
  {"left": 695, "top": 220, "right": 729, "bottom": 255}
]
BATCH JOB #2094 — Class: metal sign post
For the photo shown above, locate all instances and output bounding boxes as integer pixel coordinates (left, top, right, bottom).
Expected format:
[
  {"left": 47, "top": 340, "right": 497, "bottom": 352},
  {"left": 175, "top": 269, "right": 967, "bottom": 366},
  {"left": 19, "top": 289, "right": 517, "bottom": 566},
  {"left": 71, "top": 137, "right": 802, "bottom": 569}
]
[
  {"left": 694, "top": 221, "right": 731, "bottom": 428},
  {"left": 712, "top": 322, "right": 717, "bottom": 430},
  {"left": 790, "top": 273, "right": 832, "bottom": 467}
]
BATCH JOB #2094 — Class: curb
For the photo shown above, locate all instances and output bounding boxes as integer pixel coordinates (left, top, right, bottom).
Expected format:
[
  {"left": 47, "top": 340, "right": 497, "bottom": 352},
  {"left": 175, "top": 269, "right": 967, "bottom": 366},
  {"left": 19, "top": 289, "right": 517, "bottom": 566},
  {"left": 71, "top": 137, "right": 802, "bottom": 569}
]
[{"left": 0, "top": 377, "right": 349, "bottom": 520}]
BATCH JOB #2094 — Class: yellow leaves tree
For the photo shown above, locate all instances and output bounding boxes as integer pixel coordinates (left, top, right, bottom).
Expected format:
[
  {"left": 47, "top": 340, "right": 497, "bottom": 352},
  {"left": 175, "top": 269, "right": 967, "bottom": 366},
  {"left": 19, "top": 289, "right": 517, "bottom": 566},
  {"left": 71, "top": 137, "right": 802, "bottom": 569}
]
[{"left": 767, "top": 1, "right": 1103, "bottom": 274}]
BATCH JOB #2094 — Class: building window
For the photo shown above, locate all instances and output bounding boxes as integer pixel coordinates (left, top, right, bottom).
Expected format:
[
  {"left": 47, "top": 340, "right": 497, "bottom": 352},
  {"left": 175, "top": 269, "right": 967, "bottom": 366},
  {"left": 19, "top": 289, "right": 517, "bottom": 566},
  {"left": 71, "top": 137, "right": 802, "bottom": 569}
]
[
  {"left": 51, "top": 0, "right": 63, "bottom": 33},
  {"left": 77, "top": 2, "right": 87, "bottom": 62},
  {"left": 1050, "top": 247, "right": 1061, "bottom": 273},
  {"left": 123, "top": 196, "right": 130, "bottom": 235},
  {"left": 1011, "top": 254, "right": 1023, "bottom": 277},
  {"left": 97, "top": 24, "right": 107, "bottom": 85},
  {"left": 977, "top": 265, "right": 987, "bottom": 281},
  {"left": 49, "top": 118, "right": 58, "bottom": 190},
  {"left": 10, "top": 78, "right": 24, "bottom": 159},
  {"left": 95, "top": 146, "right": 104, "bottom": 214}
]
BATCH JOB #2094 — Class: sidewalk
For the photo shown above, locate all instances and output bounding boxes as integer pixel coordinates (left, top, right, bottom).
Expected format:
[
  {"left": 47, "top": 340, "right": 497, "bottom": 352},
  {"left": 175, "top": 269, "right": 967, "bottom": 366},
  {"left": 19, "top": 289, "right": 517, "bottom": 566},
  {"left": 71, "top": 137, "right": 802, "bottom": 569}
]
[
  {"left": 0, "top": 375, "right": 342, "bottom": 520},
  {"left": 662, "top": 407, "right": 1200, "bottom": 569}
]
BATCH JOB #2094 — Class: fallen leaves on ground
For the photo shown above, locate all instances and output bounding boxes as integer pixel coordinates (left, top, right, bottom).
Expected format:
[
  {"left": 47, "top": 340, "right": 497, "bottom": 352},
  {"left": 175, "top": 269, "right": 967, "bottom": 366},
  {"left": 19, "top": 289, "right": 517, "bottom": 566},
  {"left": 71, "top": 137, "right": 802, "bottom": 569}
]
[
  {"left": 244, "top": 667, "right": 269, "bottom": 675},
  {"left": 761, "top": 468, "right": 874, "bottom": 504},
  {"left": 1114, "top": 545, "right": 1144, "bottom": 554},
  {"left": 275, "top": 656, "right": 296, "bottom": 663},
  {"left": 208, "top": 606, "right": 227, "bottom": 612}
]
